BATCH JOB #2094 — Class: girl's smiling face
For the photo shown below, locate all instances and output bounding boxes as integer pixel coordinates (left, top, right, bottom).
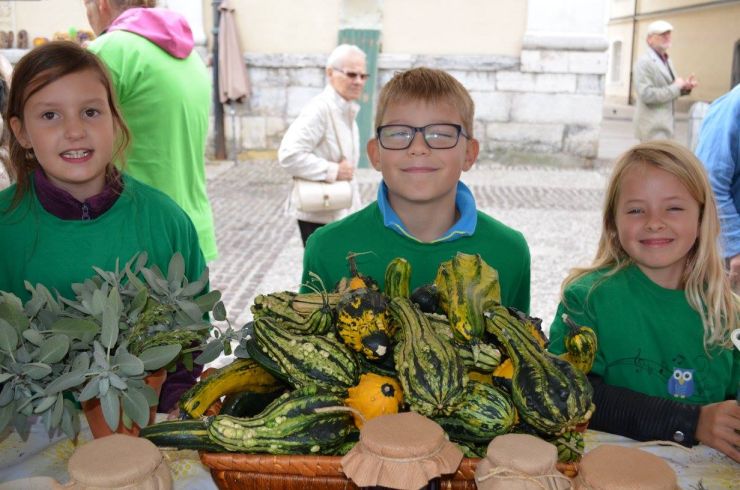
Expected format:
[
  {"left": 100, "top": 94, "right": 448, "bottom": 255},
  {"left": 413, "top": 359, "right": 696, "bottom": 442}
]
[
  {"left": 10, "top": 69, "right": 116, "bottom": 202},
  {"left": 615, "top": 162, "right": 701, "bottom": 289}
]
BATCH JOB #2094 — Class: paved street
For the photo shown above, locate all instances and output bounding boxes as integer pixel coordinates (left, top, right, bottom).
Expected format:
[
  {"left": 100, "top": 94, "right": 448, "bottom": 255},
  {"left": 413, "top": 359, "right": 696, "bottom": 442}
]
[{"left": 204, "top": 114, "right": 688, "bottom": 332}]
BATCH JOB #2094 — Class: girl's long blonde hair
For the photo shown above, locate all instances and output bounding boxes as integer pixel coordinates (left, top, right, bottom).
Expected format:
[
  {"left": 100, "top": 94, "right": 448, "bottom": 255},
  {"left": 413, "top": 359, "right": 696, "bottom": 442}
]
[{"left": 562, "top": 140, "right": 738, "bottom": 349}]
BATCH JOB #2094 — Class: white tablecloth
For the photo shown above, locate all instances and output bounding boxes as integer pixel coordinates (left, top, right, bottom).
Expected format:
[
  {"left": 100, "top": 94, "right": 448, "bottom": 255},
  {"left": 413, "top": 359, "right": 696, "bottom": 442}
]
[
  {"left": 0, "top": 415, "right": 216, "bottom": 490},
  {"left": 0, "top": 417, "right": 737, "bottom": 489}
]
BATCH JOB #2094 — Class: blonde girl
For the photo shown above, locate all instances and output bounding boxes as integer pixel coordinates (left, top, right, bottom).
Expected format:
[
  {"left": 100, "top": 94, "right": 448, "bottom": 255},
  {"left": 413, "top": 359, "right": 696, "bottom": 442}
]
[{"left": 549, "top": 140, "right": 739, "bottom": 462}]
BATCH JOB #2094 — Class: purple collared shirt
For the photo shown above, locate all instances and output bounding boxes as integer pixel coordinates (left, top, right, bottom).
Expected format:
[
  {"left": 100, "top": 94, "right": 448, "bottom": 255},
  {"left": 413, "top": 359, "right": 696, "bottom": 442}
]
[{"left": 34, "top": 168, "right": 123, "bottom": 220}]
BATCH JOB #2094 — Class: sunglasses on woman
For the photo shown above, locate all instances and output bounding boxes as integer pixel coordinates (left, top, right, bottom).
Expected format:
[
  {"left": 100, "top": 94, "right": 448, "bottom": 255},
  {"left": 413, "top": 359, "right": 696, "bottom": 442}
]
[{"left": 333, "top": 67, "right": 370, "bottom": 81}]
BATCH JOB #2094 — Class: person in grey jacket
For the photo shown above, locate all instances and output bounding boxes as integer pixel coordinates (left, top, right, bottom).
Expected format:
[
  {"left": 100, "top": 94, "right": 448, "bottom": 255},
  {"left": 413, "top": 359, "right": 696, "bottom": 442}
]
[
  {"left": 278, "top": 44, "right": 367, "bottom": 246},
  {"left": 633, "top": 20, "right": 697, "bottom": 142}
]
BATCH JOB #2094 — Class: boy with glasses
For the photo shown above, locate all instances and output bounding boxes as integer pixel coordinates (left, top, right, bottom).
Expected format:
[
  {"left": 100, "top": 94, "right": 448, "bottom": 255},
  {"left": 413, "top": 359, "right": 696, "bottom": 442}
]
[{"left": 301, "top": 67, "right": 531, "bottom": 313}]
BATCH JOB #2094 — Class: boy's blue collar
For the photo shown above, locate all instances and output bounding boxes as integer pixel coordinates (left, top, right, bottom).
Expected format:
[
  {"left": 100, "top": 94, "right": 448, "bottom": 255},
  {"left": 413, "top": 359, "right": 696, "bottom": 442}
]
[{"left": 377, "top": 181, "right": 477, "bottom": 243}]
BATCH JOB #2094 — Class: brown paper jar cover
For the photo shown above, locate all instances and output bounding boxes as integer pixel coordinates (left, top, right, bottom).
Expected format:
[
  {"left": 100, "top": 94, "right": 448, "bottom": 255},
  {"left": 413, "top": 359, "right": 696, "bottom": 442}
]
[
  {"left": 575, "top": 445, "right": 678, "bottom": 490},
  {"left": 340, "top": 411, "right": 463, "bottom": 490},
  {"left": 475, "top": 434, "right": 573, "bottom": 490},
  {"left": 65, "top": 433, "right": 172, "bottom": 489}
]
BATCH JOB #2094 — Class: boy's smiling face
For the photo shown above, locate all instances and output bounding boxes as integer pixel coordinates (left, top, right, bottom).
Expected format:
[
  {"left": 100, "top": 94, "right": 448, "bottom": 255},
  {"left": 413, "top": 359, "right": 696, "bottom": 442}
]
[{"left": 367, "top": 98, "right": 479, "bottom": 210}]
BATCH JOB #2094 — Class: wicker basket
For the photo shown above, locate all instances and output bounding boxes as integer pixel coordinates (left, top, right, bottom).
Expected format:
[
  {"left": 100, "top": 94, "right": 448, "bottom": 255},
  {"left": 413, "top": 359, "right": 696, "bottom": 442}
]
[{"left": 199, "top": 452, "right": 480, "bottom": 490}]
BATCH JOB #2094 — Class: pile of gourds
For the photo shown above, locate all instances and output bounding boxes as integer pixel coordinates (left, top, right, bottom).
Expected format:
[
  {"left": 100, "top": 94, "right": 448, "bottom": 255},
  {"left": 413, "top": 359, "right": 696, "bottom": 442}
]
[{"left": 142, "top": 252, "right": 597, "bottom": 463}]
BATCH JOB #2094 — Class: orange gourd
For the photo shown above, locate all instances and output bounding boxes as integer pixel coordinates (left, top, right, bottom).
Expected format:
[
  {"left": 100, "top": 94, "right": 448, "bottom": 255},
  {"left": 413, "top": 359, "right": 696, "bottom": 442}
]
[{"left": 345, "top": 373, "right": 403, "bottom": 429}]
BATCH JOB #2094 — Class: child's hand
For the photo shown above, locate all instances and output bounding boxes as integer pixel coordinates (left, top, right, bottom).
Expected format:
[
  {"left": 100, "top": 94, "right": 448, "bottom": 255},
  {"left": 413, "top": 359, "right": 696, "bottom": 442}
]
[
  {"left": 729, "top": 254, "right": 740, "bottom": 292},
  {"left": 166, "top": 406, "right": 181, "bottom": 420},
  {"left": 695, "top": 400, "right": 740, "bottom": 462}
]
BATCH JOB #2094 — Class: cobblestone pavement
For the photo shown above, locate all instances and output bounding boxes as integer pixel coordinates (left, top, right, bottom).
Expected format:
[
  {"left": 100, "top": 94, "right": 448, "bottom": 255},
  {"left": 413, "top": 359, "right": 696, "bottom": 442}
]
[{"left": 205, "top": 159, "right": 609, "bottom": 332}]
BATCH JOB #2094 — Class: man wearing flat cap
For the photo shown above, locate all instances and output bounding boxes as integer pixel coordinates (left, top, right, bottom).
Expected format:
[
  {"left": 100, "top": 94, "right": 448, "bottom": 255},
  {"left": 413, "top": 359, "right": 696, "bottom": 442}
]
[{"left": 633, "top": 20, "right": 697, "bottom": 142}]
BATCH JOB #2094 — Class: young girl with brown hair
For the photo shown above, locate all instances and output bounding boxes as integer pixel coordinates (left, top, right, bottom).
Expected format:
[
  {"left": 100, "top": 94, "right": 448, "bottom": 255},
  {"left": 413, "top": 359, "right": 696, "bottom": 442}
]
[{"left": 0, "top": 41, "right": 205, "bottom": 412}]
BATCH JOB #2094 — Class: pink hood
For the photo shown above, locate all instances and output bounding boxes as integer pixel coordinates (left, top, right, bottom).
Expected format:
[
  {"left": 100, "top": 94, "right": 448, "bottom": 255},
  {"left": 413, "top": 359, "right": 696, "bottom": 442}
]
[{"left": 108, "top": 7, "right": 193, "bottom": 59}]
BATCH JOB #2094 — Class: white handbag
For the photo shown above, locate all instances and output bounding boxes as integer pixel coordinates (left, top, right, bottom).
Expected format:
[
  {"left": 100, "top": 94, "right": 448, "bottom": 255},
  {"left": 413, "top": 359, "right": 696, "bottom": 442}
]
[
  {"left": 292, "top": 178, "right": 353, "bottom": 212},
  {"left": 291, "top": 102, "right": 354, "bottom": 213}
]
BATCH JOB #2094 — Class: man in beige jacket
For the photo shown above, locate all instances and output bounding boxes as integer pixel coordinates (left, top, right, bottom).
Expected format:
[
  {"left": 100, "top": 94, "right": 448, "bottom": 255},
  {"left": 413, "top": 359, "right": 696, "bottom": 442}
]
[{"left": 633, "top": 20, "right": 697, "bottom": 142}]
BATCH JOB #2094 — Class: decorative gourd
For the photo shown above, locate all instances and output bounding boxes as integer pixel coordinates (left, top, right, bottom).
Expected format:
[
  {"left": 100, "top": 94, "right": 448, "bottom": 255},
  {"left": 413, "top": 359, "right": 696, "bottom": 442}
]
[
  {"left": 467, "top": 371, "right": 493, "bottom": 384},
  {"left": 549, "top": 430, "right": 585, "bottom": 463},
  {"left": 345, "top": 373, "right": 403, "bottom": 429},
  {"left": 434, "top": 380, "right": 516, "bottom": 444},
  {"left": 410, "top": 283, "right": 440, "bottom": 313},
  {"left": 434, "top": 252, "right": 501, "bottom": 342},
  {"left": 484, "top": 305, "right": 594, "bottom": 435},
  {"left": 390, "top": 297, "right": 466, "bottom": 417},
  {"left": 178, "top": 358, "right": 281, "bottom": 418},
  {"left": 492, "top": 358, "right": 513, "bottom": 379},
  {"left": 561, "top": 314, "right": 598, "bottom": 374},
  {"left": 220, "top": 388, "right": 286, "bottom": 417},
  {"left": 140, "top": 419, "right": 225, "bottom": 452},
  {"left": 334, "top": 253, "right": 379, "bottom": 294},
  {"left": 384, "top": 257, "right": 411, "bottom": 299},
  {"left": 207, "top": 385, "right": 354, "bottom": 454},
  {"left": 456, "top": 341, "right": 502, "bottom": 373},
  {"left": 336, "top": 288, "right": 392, "bottom": 360},
  {"left": 510, "top": 307, "right": 549, "bottom": 349},
  {"left": 251, "top": 289, "right": 335, "bottom": 335},
  {"left": 252, "top": 317, "right": 360, "bottom": 391},
  {"left": 491, "top": 358, "right": 513, "bottom": 392}
]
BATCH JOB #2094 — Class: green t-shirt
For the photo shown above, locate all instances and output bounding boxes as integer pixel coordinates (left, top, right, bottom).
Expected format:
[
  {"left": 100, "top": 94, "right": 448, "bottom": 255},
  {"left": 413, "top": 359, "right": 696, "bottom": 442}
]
[
  {"left": 301, "top": 202, "right": 531, "bottom": 313},
  {"left": 548, "top": 264, "right": 739, "bottom": 404},
  {"left": 88, "top": 31, "right": 218, "bottom": 261},
  {"left": 0, "top": 176, "right": 205, "bottom": 302}
]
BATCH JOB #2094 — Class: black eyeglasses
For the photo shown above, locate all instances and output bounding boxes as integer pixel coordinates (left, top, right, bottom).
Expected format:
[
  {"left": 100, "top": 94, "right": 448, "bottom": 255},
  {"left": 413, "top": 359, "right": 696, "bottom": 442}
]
[
  {"left": 376, "top": 124, "right": 470, "bottom": 150},
  {"left": 333, "top": 67, "right": 370, "bottom": 81}
]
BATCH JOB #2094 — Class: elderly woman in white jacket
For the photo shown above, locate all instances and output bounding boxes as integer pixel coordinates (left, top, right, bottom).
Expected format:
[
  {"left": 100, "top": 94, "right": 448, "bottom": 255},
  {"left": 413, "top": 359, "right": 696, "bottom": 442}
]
[{"left": 278, "top": 44, "right": 368, "bottom": 245}]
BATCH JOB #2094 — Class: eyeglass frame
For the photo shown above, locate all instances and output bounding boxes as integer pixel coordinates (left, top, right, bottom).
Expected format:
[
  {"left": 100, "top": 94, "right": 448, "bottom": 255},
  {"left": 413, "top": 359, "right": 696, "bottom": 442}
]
[
  {"left": 332, "top": 67, "right": 370, "bottom": 81},
  {"left": 375, "top": 123, "right": 471, "bottom": 150}
]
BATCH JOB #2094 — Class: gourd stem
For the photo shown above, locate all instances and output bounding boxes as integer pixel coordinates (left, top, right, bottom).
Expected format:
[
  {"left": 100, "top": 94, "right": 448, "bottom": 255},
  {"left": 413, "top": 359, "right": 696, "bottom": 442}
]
[{"left": 314, "top": 405, "right": 366, "bottom": 423}]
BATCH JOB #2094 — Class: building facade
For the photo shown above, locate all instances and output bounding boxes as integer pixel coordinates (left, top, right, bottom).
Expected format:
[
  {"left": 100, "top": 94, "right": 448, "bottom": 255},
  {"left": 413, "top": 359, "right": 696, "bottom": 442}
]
[
  {"left": 605, "top": 0, "right": 740, "bottom": 110},
  {"left": 1, "top": 0, "right": 610, "bottom": 165}
]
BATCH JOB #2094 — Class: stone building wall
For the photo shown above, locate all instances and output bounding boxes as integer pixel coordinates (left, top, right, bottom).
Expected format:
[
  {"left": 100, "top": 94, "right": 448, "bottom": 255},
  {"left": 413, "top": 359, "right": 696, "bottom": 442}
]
[{"left": 224, "top": 47, "right": 607, "bottom": 166}]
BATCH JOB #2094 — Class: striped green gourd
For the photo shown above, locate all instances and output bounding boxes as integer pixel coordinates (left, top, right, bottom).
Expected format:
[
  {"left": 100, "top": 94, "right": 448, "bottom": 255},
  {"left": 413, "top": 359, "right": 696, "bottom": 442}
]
[
  {"left": 390, "top": 297, "right": 466, "bottom": 417},
  {"left": 434, "top": 380, "right": 515, "bottom": 444},
  {"left": 207, "top": 385, "right": 354, "bottom": 454},
  {"left": 252, "top": 317, "right": 360, "bottom": 390},
  {"left": 484, "top": 305, "right": 593, "bottom": 435},
  {"left": 434, "top": 252, "right": 501, "bottom": 342},
  {"left": 140, "top": 419, "right": 225, "bottom": 452},
  {"left": 250, "top": 290, "right": 335, "bottom": 335},
  {"left": 549, "top": 430, "right": 585, "bottom": 463},
  {"left": 384, "top": 257, "right": 411, "bottom": 299},
  {"left": 561, "top": 314, "right": 598, "bottom": 374},
  {"left": 456, "top": 341, "right": 502, "bottom": 373}
]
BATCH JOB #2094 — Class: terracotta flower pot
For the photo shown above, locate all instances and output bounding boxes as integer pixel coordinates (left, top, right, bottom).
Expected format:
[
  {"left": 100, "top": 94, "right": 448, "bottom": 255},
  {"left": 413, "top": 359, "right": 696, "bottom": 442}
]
[{"left": 82, "top": 369, "right": 167, "bottom": 439}]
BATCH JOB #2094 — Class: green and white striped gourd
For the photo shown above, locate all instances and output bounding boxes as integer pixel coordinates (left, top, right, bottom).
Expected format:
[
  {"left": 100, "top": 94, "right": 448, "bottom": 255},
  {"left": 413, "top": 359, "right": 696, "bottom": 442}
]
[
  {"left": 252, "top": 317, "right": 360, "bottom": 390},
  {"left": 207, "top": 385, "right": 354, "bottom": 454},
  {"left": 389, "top": 297, "right": 466, "bottom": 417},
  {"left": 484, "top": 305, "right": 593, "bottom": 435}
]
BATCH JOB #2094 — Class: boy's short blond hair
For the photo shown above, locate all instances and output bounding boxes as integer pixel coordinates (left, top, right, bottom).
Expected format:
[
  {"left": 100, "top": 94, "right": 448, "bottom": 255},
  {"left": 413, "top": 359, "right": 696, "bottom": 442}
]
[{"left": 374, "top": 67, "right": 475, "bottom": 137}]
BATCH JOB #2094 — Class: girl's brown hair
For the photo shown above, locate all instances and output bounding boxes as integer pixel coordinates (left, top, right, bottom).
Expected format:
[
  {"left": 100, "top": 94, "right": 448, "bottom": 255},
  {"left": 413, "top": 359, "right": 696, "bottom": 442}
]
[
  {"left": 562, "top": 140, "right": 738, "bottom": 348},
  {"left": 3, "top": 41, "right": 131, "bottom": 209}
]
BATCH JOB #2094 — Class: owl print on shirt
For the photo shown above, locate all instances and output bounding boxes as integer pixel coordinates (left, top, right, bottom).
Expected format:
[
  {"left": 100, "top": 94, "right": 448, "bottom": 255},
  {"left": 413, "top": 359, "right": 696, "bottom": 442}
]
[{"left": 667, "top": 368, "right": 695, "bottom": 398}]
